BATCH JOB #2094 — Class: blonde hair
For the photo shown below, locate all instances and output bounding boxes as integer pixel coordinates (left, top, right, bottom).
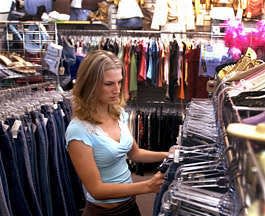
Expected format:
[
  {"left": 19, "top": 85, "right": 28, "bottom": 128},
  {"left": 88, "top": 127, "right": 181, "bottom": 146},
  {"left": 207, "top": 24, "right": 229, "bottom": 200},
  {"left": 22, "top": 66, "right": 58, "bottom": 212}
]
[{"left": 72, "top": 50, "right": 126, "bottom": 124}]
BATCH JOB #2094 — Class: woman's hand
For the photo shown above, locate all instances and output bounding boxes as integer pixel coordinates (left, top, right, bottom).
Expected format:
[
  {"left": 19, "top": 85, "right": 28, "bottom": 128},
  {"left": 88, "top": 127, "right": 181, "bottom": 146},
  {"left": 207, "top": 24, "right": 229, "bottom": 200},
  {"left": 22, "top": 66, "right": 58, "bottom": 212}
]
[{"left": 146, "top": 171, "right": 165, "bottom": 193}]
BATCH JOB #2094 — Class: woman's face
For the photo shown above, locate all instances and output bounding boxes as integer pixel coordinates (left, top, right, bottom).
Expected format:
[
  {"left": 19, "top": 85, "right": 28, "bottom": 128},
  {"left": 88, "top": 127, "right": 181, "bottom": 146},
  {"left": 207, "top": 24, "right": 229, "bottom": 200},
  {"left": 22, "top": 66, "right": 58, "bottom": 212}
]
[{"left": 96, "top": 68, "right": 123, "bottom": 105}]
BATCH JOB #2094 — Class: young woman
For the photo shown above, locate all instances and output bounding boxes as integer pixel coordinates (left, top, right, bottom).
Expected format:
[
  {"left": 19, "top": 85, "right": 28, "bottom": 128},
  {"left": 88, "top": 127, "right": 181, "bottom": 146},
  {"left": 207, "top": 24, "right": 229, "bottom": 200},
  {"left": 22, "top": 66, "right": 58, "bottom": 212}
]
[{"left": 65, "top": 50, "right": 168, "bottom": 216}]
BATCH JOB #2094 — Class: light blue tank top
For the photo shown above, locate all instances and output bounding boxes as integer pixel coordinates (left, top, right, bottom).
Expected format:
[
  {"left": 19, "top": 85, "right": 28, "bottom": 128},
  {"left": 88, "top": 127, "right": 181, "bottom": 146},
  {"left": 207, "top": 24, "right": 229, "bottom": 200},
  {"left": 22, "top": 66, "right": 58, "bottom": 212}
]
[{"left": 65, "top": 110, "right": 133, "bottom": 204}]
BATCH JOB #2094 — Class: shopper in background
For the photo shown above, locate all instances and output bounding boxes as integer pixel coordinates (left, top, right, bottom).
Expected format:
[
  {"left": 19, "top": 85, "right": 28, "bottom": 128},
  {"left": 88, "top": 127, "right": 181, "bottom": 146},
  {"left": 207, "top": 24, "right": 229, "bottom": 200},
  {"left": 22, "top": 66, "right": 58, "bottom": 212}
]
[{"left": 65, "top": 50, "right": 168, "bottom": 216}]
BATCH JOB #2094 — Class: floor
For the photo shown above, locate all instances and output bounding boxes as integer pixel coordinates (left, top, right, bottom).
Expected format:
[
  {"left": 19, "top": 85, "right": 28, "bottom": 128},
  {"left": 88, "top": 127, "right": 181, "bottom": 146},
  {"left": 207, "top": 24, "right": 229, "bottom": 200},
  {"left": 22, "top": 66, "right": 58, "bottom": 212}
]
[{"left": 132, "top": 172, "right": 156, "bottom": 216}]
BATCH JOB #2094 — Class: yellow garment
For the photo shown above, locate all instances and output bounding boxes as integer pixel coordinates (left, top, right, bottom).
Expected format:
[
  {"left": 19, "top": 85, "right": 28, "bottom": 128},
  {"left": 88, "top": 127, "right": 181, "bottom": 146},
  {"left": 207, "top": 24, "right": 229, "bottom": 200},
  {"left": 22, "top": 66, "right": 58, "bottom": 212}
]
[
  {"left": 194, "top": 0, "right": 201, "bottom": 16},
  {"left": 227, "top": 123, "right": 265, "bottom": 142}
]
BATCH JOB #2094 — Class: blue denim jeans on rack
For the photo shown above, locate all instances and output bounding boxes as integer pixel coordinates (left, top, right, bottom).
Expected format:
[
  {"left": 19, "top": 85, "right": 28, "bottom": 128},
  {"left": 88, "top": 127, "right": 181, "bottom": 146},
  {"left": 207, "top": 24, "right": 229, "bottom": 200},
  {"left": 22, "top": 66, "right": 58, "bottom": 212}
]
[
  {"left": 70, "top": 7, "right": 90, "bottom": 21},
  {"left": 53, "top": 106, "right": 78, "bottom": 215},
  {"left": 24, "top": 0, "right": 52, "bottom": 15},
  {"left": 0, "top": 122, "right": 32, "bottom": 216},
  {"left": 13, "top": 121, "right": 43, "bottom": 216},
  {"left": 0, "top": 153, "right": 13, "bottom": 216},
  {"left": 59, "top": 98, "right": 72, "bottom": 126},
  {"left": 41, "top": 105, "right": 68, "bottom": 216},
  {"left": 116, "top": 17, "right": 143, "bottom": 30},
  {"left": 22, "top": 114, "right": 41, "bottom": 204},
  {"left": 153, "top": 162, "right": 180, "bottom": 216},
  {"left": 58, "top": 99, "right": 86, "bottom": 212},
  {"left": 31, "top": 111, "right": 53, "bottom": 216}
]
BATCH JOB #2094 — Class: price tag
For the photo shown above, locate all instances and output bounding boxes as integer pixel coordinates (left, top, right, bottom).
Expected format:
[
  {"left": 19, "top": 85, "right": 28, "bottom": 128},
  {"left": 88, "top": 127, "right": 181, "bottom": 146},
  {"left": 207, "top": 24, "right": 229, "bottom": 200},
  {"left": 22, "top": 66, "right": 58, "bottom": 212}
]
[
  {"left": 7, "top": 33, "right": 13, "bottom": 41},
  {"left": 212, "top": 26, "right": 220, "bottom": 35}
]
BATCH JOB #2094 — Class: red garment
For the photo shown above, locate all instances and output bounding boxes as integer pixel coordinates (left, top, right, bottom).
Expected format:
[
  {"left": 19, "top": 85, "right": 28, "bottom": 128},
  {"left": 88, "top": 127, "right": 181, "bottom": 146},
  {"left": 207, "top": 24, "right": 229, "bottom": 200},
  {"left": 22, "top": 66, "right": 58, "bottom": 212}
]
[
  {"left": 186, "top": 47, "right": 208, "bottom": 100},
  {"left": 137, "top": 41, "right": 147, "bottom": 82}
]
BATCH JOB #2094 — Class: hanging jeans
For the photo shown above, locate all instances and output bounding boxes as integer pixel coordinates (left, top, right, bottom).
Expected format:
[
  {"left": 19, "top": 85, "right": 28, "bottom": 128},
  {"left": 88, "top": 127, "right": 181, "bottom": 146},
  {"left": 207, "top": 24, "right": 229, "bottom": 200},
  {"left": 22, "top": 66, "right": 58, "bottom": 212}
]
[
  {"left": 41, "top": 105, "right": 69, "bottom": 216},
  {"left": 53, "top": 105, "right": 78, "bottom": 216},
  {"left": 0, "top": 153, "right": 13, "bottom": 216},
  {"left": 22, "top": 114, "right": 41, "bottom": 206},
  {"left": 13, "top": 122, "right": 43, "bottom": 216},
  {"left": 31, "top": 111, "right": 53, "bottom": 216},
  {"left": 59, "top": 99, "right": 86, "bottom": 212},
  {"left": 0, "top": 122, "right": 32, "bottom": 216},
  {"left": 153, "top": 162, "right": 180, "bottom": 216}
]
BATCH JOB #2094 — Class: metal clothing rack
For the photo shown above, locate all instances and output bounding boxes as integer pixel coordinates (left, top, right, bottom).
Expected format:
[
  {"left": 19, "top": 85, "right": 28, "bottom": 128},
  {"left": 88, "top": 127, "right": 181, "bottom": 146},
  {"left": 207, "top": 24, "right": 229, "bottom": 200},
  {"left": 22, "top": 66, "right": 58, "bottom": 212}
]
[
  {"left": 57, "top": 26, "right": 225, "bottom": 39},
  {"left": 214, "top": 82, "right": 265, "bottom": 216},
  {"left": 0, "top": 21, "right": 58, "bottom": 62},
  {"left": 0, "top": 21, "right": 58, "bottom": 88}
]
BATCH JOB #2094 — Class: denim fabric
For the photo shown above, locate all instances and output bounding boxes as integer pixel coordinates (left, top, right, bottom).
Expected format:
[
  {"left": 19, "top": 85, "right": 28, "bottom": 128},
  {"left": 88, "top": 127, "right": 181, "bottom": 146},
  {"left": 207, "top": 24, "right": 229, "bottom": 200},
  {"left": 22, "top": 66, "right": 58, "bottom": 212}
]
[
  {"left": 153, "top": 162, "right": 180, "bottom": 216},
  {"left": 62, "top": 38, "right": 76, "bottom": 76},
  {"left": 9, "top": 24, "right": 22, "bottom": 40},
  {"left": 24, "top": 24, "right": 49, "bottom": 54},
  {"left": 0, "top": 153, "right": 13, "bottom": 216},
  {"left": 0, "top": 175, "right": 11, "bottom": 216},
  {"left": 0, "top": 122, "right": 32, "bottom": 216},
  {"left": 146, "top": 42, "right": 153, "bottom": 80},
  {"left": 22, "top": 114, "right": 41, "bottom": 204},
  {"left": 31, "top": 111, "right": 53, "bottom": 216},
  {"left": 53, "top": 106, "right": 78, "bottom": 216},
  {"left": 151, "top": 41, "right": 159, "bottom": 86},
  {"left": 70, "top": 55, "right": 84, "bottom": 81},
  {"left": 5, "top": 24, "right": 23, "bottom": 50},
  {"left": 59, "top": 99, "right": 85, "bottom": 211},
  {"left": 13, "top": 122, "right": 43, "bottom": 216},
  {"left": 61, "top": 98, "right": 72, "bottom": 126},
  {"left": 24, "top": 0, "right": 52, "bottom": 15},
  {"left": 116, "top": 17, "right": 143, "bottom": 30},
  {"left": 70, "top": 7, "right": 90, "bottom": 21},
  {"left": 41, "top": 105, "right": 68, "bottom": 216}
]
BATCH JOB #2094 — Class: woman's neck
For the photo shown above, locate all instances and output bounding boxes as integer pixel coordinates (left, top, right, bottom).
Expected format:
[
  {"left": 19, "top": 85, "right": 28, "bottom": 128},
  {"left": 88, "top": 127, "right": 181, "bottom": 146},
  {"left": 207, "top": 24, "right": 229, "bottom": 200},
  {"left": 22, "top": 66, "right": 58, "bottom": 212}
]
[{"left": 95, "top": 104, "right": 111, "bottom": 119}]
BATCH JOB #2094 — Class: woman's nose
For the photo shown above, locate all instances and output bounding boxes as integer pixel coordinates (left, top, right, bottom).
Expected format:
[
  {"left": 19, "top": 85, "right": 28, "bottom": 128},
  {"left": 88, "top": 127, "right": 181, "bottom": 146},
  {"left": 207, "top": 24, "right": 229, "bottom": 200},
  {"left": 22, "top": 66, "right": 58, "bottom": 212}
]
[{"left": 113, "top": 82, "right": 120, "bottom": 93}]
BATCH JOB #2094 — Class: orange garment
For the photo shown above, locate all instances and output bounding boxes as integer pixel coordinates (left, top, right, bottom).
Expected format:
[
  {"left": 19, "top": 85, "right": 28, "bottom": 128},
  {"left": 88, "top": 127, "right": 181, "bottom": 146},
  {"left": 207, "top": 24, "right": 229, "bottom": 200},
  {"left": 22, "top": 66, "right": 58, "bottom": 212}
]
[
  {"left": 123, "top": 43, "right": 131, "bottom": 100},
  {"left": 158, "top": 40, "right": 165, "bottom": 87}
]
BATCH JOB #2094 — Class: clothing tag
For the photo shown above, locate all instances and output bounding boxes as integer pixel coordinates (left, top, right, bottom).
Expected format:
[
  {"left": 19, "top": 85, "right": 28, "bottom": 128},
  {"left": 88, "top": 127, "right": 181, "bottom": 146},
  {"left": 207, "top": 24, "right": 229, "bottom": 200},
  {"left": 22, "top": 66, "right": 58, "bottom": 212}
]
[
  {"left": 53, "top": 103, "right": 58, "bottom": 110},
  {"left": 174, "top": 147, "right": 180, "bottom": 163},
  {"left": 61, "top": 109, "right": 65, "bottom": 117},
  {"left": 32, "top": 123, "right": 37, "bottom": 133},
  {"left": 246, "top": 12, "right": 252, "bottom": 19},
  {"left": 11, "top": 119, "right": 22, "bottom": 139},
  {"left": 7, "top": 33, "right": 13, "bottom": 41},
  {"left": 43, "top": 117, "right": 48, "bottom": 127}
]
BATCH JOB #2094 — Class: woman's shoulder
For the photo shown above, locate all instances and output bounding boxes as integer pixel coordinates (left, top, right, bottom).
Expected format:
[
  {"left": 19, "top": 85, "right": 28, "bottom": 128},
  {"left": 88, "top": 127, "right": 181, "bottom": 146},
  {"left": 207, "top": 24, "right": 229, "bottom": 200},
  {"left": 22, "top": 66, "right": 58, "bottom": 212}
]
[
  {"left": 65, "top": 118, "right": 97, "bottom": 147},
  {"left": 67, "top": 118, "right": 97, "bottom": 134}
]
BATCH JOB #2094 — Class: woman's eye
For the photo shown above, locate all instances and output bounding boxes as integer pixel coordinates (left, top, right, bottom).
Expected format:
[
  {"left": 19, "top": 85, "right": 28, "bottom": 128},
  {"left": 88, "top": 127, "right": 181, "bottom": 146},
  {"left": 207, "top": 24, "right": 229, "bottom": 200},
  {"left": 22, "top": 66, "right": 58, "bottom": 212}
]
[{"left": 104, "top": 83, "right": 112, "bottom": 86}]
